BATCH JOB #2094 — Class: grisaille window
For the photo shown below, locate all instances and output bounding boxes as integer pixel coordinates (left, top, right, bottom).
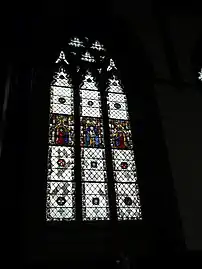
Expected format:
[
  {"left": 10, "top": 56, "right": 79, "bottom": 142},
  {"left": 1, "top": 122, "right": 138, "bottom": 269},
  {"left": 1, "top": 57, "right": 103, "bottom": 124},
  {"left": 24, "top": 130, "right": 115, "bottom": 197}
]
[{"left": 46, "top": 37, "right": 142, "bottom": 222}]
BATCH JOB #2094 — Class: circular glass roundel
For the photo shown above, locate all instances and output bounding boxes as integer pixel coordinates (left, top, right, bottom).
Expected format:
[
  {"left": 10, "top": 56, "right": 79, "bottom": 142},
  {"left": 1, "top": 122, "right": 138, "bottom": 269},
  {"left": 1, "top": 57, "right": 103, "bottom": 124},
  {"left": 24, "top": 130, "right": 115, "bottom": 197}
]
[
  {"left": 92, "top": 197, "right": 100, "bottom": 205},
  {"left": 58, "top": 97, "right": 66, "bottom": 104},
  {"left": 121, "top": 162, "right": 128, "bottom": 169},
  {"left": 57, "top": 159, "right": 66, "bottom": 167},
  {"left": 56, "top": 196, "right": 66, "bottom": 206},
  {"left": 59, "top": 75, "right": 65, "bottom": 79},
  {"left": 114, "top": 103, "right": 121, "bottom": 109},
  {"left": 91, "top": 161, "right": 97, "bottom": 168},
  {"left": 88, "top": 100, "right": 94, "bottom": 106},
  {"left": 113, "top": 82, "right": 117, "bottom": 86},
  {"left": 124, "top": 196, "right": 133, "bottom": 206}
]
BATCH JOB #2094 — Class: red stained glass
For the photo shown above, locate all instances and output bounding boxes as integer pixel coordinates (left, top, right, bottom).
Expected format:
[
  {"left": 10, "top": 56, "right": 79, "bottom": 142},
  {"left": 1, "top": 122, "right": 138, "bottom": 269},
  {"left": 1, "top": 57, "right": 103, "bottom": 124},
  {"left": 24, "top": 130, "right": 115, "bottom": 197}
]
[
  {"left": 50, "top": 114, "right": 74, "bottom": 146},
  {"left": 121, "top": 162, "right": 128, "bottom": 169},
  {"left": 80, "top": 117, "right": 104, "bottom": 148},
  {"left": 109, "top": 119, "right": 133, "bottom": 149}
]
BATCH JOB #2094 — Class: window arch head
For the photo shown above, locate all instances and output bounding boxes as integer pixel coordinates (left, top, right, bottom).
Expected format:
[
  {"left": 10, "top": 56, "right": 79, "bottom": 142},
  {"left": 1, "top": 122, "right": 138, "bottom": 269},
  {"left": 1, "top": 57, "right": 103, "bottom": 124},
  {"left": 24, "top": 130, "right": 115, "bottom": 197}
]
[{"left": 46, "top": 37, "right": 142, "bottom": 222}]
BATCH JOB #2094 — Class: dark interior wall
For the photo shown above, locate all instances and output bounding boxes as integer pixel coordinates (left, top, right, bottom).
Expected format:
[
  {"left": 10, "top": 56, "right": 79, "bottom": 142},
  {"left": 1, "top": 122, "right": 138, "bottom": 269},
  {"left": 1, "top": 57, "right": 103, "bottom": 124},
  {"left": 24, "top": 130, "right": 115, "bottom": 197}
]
[
  {"left": 158, "top": 10, "right": 202, "bottom": 250},
  {"left": 0, "top": 1, "right": 190, "bottom": 265},
  {"left": 114, "top": 0, "right": 202, "bottom": 251}
]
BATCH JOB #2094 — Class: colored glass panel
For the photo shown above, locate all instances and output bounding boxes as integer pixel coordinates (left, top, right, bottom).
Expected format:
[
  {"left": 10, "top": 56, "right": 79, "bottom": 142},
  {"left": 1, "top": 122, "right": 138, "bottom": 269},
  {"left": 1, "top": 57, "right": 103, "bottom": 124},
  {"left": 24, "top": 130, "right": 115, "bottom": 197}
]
[
  {"left": 107, "top": 74, "right": 142, "bottom": 220},
  {"left": 109, "top": 119, "right": 133, "bottom": 149},
  {"left": 80, "top": 117, "right": 104, "bottom": 148},
  {"left": 46, "top": 52, "right": 75, "bottom": 221}
]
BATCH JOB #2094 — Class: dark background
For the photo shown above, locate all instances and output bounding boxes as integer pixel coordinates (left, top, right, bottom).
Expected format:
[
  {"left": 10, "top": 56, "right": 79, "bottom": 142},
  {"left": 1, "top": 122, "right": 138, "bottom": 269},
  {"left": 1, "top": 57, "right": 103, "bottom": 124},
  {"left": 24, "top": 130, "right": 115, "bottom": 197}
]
[{"left": 1, "top": 0, "right": 202, "bottom": 267}]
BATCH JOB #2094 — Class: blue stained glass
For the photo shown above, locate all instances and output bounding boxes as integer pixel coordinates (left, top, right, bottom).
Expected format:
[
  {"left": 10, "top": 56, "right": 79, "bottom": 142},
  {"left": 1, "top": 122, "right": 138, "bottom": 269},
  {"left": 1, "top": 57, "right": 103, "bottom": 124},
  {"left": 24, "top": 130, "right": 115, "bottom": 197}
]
[{"left": 80, "top": 117, "right": 104, "bottom": 148}]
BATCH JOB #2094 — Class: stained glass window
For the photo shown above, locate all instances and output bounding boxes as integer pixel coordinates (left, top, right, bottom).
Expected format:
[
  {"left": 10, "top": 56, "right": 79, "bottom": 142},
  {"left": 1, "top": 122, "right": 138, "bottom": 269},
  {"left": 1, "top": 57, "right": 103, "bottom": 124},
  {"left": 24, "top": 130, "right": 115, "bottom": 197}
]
[
  {"left": 106, "top": 72, "right": 142, "bottom": 220},
  {"left": 80, "top": 71, "right": 109, "bottom": 221},
  {"left": 46, "top": 54, "right": 76, "bottom": 221},
  {"left": 46, "top": 38, "right": 142, "bottom": 222}
]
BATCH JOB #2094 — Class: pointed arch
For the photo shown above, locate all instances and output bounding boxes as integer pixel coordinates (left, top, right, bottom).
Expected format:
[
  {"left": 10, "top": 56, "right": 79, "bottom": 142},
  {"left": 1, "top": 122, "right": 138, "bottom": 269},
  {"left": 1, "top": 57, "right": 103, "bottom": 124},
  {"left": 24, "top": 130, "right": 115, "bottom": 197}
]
[
  {"left": 46, "top": 38, "right": 142, "bottom": 221},
  {"left": 106, "top": 64, "right": 141, "bottom": 220},
  {"left": 46, "top": 52, "right": 75, "bottom": 221}
]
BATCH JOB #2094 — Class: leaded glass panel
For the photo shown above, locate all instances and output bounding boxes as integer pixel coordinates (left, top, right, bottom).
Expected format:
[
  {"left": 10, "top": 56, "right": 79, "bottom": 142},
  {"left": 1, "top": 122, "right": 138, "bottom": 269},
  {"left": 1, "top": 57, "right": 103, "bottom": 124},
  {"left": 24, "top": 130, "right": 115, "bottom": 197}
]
[
  {"left": 81, "top": 71, "right": 98, "bottom": 90},
  {"left": 115, "top": 183, "right": 141, "bottom": 220},
  {"left": 49, "top": 114, "right": 74, "bottom": 146},
  {"left": 108, "top": 93, "right": 126, "bottom": 103},
  {"left": 107, "top": 74, "right": 142, "bottom": 220},
  {"left": 109, "top": 119, "right": 133, "bottom": 149},
  {"left": 52, "top": 67, "right": 72, "bottom": 88},
  {"left": 82, "top": 183, "right": 110, "bottom": 220},
  {"left": 80, "top": 89, "right": 102, "bottom": 117},
  {"left": 80, "top": 117, "right": 104, "bottom": 148},
  {"left": 50, "top": 86, "right": 74, "bottom": 115},
  {"left": 46, "top": 40, "right": 142, "bottom": 222},
  {"left": 46, "top": 52, "right": 76, "bottom": 221},
  {"left": 107, "top": 76, "right": 123, "bottom": 93}
]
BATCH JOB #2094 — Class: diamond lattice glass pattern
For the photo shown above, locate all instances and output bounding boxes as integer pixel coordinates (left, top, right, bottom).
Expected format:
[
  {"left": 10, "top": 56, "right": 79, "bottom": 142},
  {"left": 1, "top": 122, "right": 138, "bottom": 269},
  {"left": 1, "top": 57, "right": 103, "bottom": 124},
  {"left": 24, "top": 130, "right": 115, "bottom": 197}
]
[
  {"left": 80, "top": 89, "right": 101, "bottom": 117},
  {"left": 112, "top": 149, "right": 137, "bottom": 183},
  {"left": 50, "top": 86, "right": 74, "bottom": 115},
  {"left": 115, "top": 183, "right": 141, "bottom": 220},
  {"left": 47, "top": 58, "right": 76, "bottom": 221},
  {"left": 107, "top": 93, "right": 128, "bottom": 119},
  {"left": 81, "top": 71, "right": 98, "bottom": 90},
  {"left": 82, "top": 183, "right": 110, "bottom": 220},
  {"left": 80, "top": 117, "right": 104, "bottom": 148},
  {"left": 52, "top": 68, "right": 72, "bottom": 88},
  {"left": 108, "top": 93, "right": 126, "bottom": 103},
  {"left": 81, "top": 148, "right": 106, "bottom": 182},
  {"left": 107, "top": 76, "right": 123, "bottom": 93},
  {"left": 46, "top": 207, "right": 75, "bottom": 221}
]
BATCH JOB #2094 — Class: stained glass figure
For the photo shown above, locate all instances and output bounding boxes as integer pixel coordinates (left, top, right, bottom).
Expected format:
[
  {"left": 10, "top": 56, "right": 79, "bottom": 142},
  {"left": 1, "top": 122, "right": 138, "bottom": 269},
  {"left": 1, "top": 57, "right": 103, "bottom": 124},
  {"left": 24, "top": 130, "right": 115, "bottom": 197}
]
[
  {"left": 69, "top": 37, "right": 84, "bottom": 47},
  {"left": 107, "top": 59, "right": 117, "bottom": 71},
  {"left": 81, "top": 51, "right": 95, "bottom": 62},
  {"left": 79, "top": 67, "right": 109, "bottom": 220},
  {"left": 46, "top": 52, "right": 76, "bottom": 221},
  {"left": 109, "top": 119, "right": 133, "bottom": 149},
  {"left": 46, "top": 38, "right": 141, "bottom": 222},
  {"left": 107, "top": 74, "right": 142, "bottom": 220},
  {"left": 80, "top": 117, "right": 104, "bottom": 148},
  {"left": 49, "top": 114, "right": 74, "bottom": 146},
  {"left": 55, "top": 51, "right": 69, "bottom": 65},
  {"left": 91, "top": 40, "right": 105, "bottom": 51},
  {"left": 80, "top": 116, "right": 109, "bottom": 220}
]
